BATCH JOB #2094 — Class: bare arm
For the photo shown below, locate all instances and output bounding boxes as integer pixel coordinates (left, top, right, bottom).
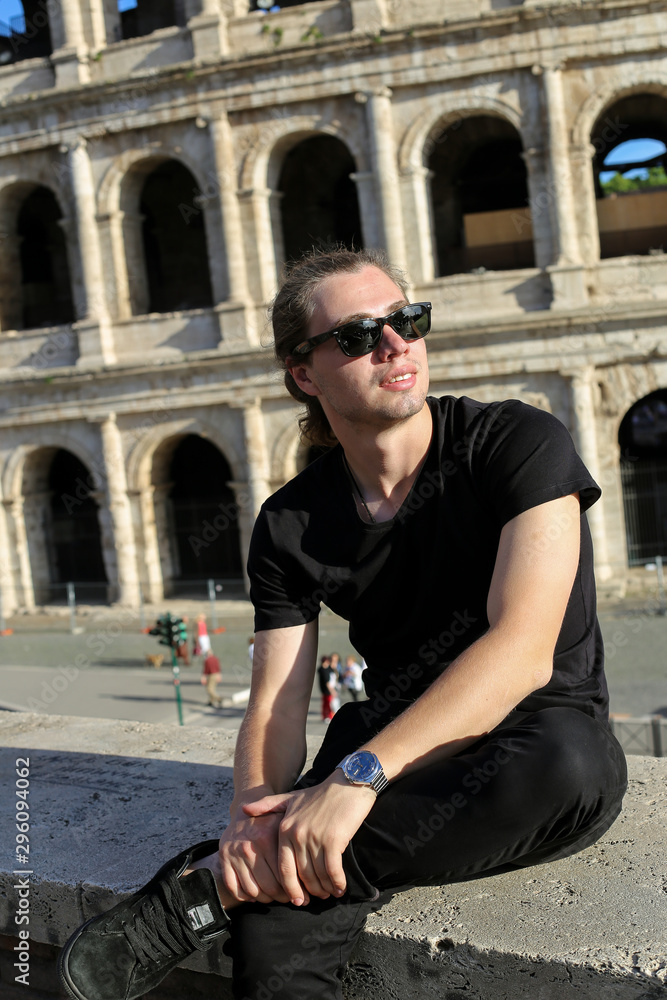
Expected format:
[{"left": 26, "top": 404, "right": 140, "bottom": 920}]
[
  {"left": 246, "top": 493, "right": 583, "bottom": 902},
  {"left": 363, "top": 492, "right": 582, "bottom": 775}
]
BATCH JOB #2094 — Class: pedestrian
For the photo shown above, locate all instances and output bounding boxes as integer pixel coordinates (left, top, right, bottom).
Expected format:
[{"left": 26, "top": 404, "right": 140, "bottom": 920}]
[
  {"left": 201, "top": 649, "right": 222, "bottom": 708},
  {"left": 342, "top": 654, "right": 364, "bottom": 702},
  {"left": 317, "top": 654, "right": 336, "bottom": 722},
  {"left": 193, "top": 613, "right": 211, "bottom": 660},
  {"left": 60, "top": 246, "right": 627, "bottom": 1000},
  {"left": 174, "top": 615, "right": 189, "bottom": 667}
]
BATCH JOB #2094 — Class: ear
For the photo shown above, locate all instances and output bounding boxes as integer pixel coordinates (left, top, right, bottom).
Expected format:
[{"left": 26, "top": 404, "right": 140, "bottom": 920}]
[{"left": 288, "top": 361, "right": 322, "bottom": 397}]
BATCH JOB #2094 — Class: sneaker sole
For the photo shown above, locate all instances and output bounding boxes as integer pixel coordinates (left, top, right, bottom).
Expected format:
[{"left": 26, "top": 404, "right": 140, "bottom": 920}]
[{"left": 58, "top": 916, "right": 102, "bottom": 1000}]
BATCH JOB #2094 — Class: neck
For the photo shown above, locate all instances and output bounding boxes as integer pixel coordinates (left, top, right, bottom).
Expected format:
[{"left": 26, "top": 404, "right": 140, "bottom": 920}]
[{"left": 339, "top": 404, "right": 433, "bottom": 522}]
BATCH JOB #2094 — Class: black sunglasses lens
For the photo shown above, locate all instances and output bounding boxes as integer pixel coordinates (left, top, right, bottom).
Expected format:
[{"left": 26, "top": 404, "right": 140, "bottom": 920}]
[
  {"left": 391, "top": 305, "right": 430, "bottom": 340},
  {"left": 338, "top": 322, "right": 381, "bottom": 357}
]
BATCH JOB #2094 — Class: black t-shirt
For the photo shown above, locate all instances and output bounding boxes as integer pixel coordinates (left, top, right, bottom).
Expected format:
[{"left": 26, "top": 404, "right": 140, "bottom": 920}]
[{"left": 248, "top": 396, "right": 609, "bottom": 722}]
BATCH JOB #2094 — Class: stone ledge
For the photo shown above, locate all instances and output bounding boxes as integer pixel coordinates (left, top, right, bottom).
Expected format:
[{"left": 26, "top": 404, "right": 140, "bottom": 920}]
[{"left": 0, "top": 711, "right": 666, "bottom": 999}]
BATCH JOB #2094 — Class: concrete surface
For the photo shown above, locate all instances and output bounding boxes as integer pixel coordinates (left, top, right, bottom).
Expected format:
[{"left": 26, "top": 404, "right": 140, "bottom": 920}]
[{"left": 1, "top": 711, "right": 666, "bottom": 998}]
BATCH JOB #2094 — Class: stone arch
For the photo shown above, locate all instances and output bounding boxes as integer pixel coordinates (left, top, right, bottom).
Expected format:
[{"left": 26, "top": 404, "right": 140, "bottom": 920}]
[
  {"left": 397, "top": 96, "right": 523, "bottom": 174},
  {"left": 571, "top": 78, "right": 667, "bottom": 152},
  {"left": 275, "top": 132, "right": 364, "bottom": 265},
  {"left": 128, "top": 421, "right": 244, "bottom": 597},
  {"left": 0, "top": 179, "right": 75, "bottom": 332},
  {"left": 584, "top": 87, "right": 667, "bottom": 261},
  {"left": 424, "top": 109, "right": 533, "bottom": 277},
  {"left": 618, "top": 388, "right": 667, "bottom": 566},
  {"left": 0, "top": 0, "right": 53, "bottom": 65},
  {"left": 98, "top": 146, "right": 216, "bottom": 317},
  {"left": 240, "top": 115, "right": 369, "bottom": 193},
  {"left": 7, "top": 441, "right": 109, "bottom": 605},
  {"left": 126, "top": 415, "right": 244, "bottom": 495}
]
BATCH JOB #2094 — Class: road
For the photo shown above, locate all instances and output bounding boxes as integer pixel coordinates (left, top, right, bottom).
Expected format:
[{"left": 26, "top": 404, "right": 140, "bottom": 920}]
[{"left": 0, "top": 600, "right": 665, "bottom": 735}]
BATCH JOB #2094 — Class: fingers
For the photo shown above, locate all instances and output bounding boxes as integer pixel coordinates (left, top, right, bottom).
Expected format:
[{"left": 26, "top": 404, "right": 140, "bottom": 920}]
[
  {"left": 277, "top": 826, "right": 347, "bottom": 903},
  {"left": 243, "top": 793, "right": 290, "bottom": 817}
]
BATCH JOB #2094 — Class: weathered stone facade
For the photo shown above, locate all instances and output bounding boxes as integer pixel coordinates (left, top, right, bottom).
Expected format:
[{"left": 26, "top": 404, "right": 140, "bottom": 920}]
[{"left": 0, "top": 0, "right": 665, "bottom": 612}]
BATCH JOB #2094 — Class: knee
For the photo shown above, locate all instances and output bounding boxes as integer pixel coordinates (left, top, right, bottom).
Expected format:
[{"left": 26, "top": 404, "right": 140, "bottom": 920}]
[{"left": 525, "top": 708, "right": 626, "bottom": 798}]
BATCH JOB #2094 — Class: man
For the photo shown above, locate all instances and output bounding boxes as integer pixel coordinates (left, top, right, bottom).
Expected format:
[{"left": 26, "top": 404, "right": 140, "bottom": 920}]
[
  {"left": 59, "top": 248, "right": 627, "bottom": 1000},
  {"left": 201, "top": 648, "right": 222, "bottom": 708}
]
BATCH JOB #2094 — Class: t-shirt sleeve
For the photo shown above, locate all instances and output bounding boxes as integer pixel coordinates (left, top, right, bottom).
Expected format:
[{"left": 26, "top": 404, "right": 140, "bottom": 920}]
[
  {"left": 472, "top": 400, "right": 601, "bottom": 527},
  {"left": 247, "top": 506, "right": 320, "bottom": 632}
]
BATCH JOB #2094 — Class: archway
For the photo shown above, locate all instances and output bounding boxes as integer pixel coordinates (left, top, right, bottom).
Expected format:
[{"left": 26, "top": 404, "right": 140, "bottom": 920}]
[
  {"left": 618, "top": 389, "right": 667, "bottom": 565},
  {"left": 17, "top": 186, "right": 75, "bottom": 330},
  {"left": 592, "top": 94, "right": 667, "bottom": 259},
  {"left": 428, "top": 115, "right": 534, "bottom": 276},
  {"left": 139, "top": 160, "right": 214, "bottom": 313},
  {"left": 278, "top": 134, "right": 363, "bottom": 265},
  {"left": 117, "top": 0, "right": 183, "bottom": 40},
  {"left": 22, "top": 447, "right": 108, "bottom": 604},
  {"left": 0, "top": 0, "right": 52, "bottom": 66},
  {"left": 153, "top": 434, "right": 242, "bottom": 597}
]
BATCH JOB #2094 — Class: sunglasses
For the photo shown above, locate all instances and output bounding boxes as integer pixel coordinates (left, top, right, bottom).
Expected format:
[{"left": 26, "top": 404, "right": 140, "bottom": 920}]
[{"left": 291, "top": 302, "right": 432, "bottom": 358}]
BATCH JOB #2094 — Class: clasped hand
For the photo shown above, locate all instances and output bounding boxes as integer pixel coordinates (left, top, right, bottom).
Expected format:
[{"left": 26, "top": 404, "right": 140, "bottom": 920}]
[{"left": 219, "top": 773, "right": 375, "bottom": 907}]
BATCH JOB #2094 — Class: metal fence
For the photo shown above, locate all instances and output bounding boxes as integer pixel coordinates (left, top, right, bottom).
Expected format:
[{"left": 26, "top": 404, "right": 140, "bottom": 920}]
[{"left": 609, "top": 714, "right": 666, "bottom": 757}]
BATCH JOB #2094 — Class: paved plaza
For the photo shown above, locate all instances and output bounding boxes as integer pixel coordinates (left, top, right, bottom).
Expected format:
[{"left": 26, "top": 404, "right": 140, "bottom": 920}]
[{"left": 0, "top": 596, "right": 665, "bottom": 737}]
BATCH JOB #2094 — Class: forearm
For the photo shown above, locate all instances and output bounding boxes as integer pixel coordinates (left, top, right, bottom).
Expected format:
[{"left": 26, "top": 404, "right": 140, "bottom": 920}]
[
  {"left": 231, "top": 705, "right": 307, "bottom": 813},
  {"left": 363, "top": 625, "right": 551, "bottom": 780}
]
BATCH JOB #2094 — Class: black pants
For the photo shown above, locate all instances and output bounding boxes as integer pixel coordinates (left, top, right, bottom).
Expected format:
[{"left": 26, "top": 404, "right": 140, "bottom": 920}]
[{"left": 229, "top": 702, "right": 627, "bottom": 1000}]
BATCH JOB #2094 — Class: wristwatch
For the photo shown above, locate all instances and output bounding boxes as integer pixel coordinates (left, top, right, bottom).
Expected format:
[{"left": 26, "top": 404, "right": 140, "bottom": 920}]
[{"left": 336, "top": 750, "right": 388, "bottom": 794}]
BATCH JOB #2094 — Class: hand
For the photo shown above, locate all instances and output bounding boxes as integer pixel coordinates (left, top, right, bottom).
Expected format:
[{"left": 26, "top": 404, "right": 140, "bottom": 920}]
[
  {"left": 243, "top": 772, "right": 376, "bottom": 906},
  {"left": 218, "top": 809, "right": 293, "bottom": 905}
]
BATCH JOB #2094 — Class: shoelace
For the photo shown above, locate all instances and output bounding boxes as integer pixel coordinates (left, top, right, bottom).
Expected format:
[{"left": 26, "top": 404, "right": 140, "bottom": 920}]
[{"left": 121, "top": 876, "right": 206, "bottom": 969}]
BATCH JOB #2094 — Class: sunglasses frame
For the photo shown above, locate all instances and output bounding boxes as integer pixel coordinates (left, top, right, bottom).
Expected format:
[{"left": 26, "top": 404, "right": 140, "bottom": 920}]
[{"left": 291, "top": 302, "right": 432, "bottom": 358}]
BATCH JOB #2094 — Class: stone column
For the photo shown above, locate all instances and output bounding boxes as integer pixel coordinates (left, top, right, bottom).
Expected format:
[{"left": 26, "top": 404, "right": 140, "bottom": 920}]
[
  {"left": 241, "top": 399, "right": 272, "bottom": 520},
  {"left": 0, "top": 481, "right": 18, "bottom": 617},
  {"left": 137, "top": 486, "right": 166, "bottom": 604},
  {"left": 98, "top": 415, "right": 142, "bottom": 606},
  {"left": 350, "top": 171, "right": 380, "bottom": 249},
  {"left": 570, "top": 368, "right": 611, "bottom": 581},
  {"left": 208, "top": 112, "right": 250, "bottom": 304},
  {"left": 189, "top": 0, "right": 229, "bottom": 59},
  {"left": 571, "top": 141, "right": 601, "bottom": 265},
  {"left": 400, "top": 165, "right": 435, "bottom": 285},
  {"left": 65, "top": 139, "right": 116, "bottom": 365},
  {"left": 238, "top": 187, "right": 278, "bottom": 304},
  {"left": 541, "top": 65, "right": 588, "bottom": 307},
  {"left": 4, "top": 498, "right": 35, "bottom": 611},
  {"left": 356, "top": 88, "right": 407, "bottom": 269},
  {"left": 51, "top": 0, "right": 90, "bottom": 87}
]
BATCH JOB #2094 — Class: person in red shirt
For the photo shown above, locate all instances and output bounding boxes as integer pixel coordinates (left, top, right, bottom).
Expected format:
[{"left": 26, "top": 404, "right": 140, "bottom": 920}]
[{"left": 201, "top": 650, "right": 222, "bottom": 708}]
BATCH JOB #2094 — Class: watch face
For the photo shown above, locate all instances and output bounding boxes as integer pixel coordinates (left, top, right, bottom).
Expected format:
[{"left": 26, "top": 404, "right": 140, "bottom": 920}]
[{"left": 345, "top": 751, "right": 378, "bottom": 782}]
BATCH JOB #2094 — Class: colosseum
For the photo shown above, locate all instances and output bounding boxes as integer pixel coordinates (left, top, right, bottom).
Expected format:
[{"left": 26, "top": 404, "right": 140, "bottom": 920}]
[{"left": 0, "top": 0, "right": 665, "bottom": 613}]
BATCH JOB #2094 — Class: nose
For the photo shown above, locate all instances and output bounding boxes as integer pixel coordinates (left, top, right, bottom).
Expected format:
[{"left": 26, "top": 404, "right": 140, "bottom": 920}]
[{"left": 376, "top": 323, "right": 409, "bottom": 360}]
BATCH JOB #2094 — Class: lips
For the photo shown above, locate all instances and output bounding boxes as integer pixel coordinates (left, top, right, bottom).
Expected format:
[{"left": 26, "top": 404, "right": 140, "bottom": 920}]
[{"left": 381, "top": 367, "right": 417, "bottom": 387}]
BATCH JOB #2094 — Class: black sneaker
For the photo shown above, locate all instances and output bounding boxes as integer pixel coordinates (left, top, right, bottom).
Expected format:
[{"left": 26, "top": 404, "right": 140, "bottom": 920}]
[{"left": 58, "top": 840, "right": 230, "bottom": 1000}]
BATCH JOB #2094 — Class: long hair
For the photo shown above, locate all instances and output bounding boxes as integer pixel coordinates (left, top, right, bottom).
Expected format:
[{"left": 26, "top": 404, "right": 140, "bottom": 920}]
[{"left": 271, "top": 247, "right": 408, "bottom": 447}]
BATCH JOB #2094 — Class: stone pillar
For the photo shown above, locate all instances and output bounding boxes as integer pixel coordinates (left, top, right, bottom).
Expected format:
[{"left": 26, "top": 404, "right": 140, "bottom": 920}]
[
  {"left": 241, "top": 399, "right": 272, "bottom": 519},
  {"left": 522, "top": 146, "right": 552, "bottom": 270},
  {"left": 570, "top": 368, "right": 611, "bottom": 581},
  {"left": 0, "top": 234, "right": 23, "bottom": 332},
  {"left": 208, "top": 112, "right": 250, "bottom": 304},
  {"left": 571, "top": 141, "right": 601, "bottom": 266},
  {"left": 401, "top": 165, "right": 435, "bottom": 285},
  {"left": 4, "top": 498, "right": 35, "bottom": 611},
  {"left": 0, "top": 481, "right": 18, "bottom": 617},
  {"left": 98, "top": 414, "right": 142, "bottom": 606},
  {"left": 541, "top": 65, "right": 588, "bottom": 307},
  {"left": 64, "top": 139, "right": 116, "bottom": 365},
  {"left": 238, "top": 187, "right": 279, "bottom": 304},
  {"left": 189, "top": 0, "right": 229, "bottom": 59},
  {"left": 136, "top": 486, "right": 165, "bottom": 605},
  {"left": 51, "top": 0, "right": 90, "bottom": 87},
  {"left": 350, "top": 170, "right": 381, "bottom": 250},
  {"left": 356, "top": 88, "right": 407, "bottom": 269},
  {"left": 87, "top": 0, "right": 109, "bottom": 49}
]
